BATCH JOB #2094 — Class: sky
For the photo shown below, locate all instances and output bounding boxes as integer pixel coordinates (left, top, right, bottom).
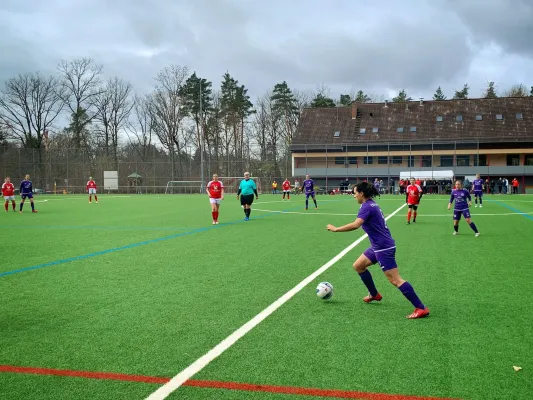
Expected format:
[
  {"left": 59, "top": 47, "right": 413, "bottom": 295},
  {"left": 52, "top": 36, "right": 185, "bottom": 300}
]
[{"left": 1, "top": 0, "right": 532, "bottom": 103}]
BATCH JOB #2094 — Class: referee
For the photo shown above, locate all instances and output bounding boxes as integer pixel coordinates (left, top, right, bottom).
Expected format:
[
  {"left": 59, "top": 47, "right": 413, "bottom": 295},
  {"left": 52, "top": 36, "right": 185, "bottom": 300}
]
[{"left": 237, "top": 172, "right": 259, "bottom": 221}]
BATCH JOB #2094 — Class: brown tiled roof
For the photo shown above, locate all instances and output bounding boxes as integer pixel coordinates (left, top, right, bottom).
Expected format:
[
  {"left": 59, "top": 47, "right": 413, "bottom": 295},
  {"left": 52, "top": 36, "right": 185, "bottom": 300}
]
[{"left": 292, "top": 97, "right": 533, "bottom": 147}]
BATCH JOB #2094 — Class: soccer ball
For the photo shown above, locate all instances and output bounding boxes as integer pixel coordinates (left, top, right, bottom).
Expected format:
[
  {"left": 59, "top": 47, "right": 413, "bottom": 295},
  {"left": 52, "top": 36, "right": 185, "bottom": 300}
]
[{"left": 316, "top": 282, "right": 334, "bottom": 300}]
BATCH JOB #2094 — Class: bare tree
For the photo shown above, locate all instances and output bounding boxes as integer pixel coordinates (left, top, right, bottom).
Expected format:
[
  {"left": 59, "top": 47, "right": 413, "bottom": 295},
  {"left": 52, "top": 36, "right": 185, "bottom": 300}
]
[
  {"left": 503, "top": 84, "right": 528, "bottom": 97},
  {"left": 94, "top": 77, "right": 133, "bottom": 166},
  {"left": 147, "top": 64, "right": 189, "bottom": 181},
  {"left": 0, "top": 72, "right": 65, "bottom": 152},
  {"left": 125, "top": 94, "right": 155, "bottom": 161},
  {"left": 58, "top": 58, "right": 104, "bottom": 148}
]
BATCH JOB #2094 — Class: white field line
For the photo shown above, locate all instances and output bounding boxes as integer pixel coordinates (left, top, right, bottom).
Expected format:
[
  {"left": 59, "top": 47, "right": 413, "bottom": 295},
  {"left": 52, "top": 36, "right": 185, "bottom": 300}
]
[
  {"left": 252, "top": 208, "right": 533, "bottom": 217},
  {"left": 145, "top": 203, "right": 407, "bottom": 400}
]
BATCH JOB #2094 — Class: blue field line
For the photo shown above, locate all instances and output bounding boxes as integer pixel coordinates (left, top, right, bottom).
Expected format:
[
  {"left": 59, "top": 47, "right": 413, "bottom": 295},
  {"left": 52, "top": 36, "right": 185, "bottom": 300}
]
[
  {"left": 485, "top": 199, "right": 533, "bottom": 221},
  {"left": 1, "top": 200, "right": 342, "bottom": 279},
  {"left": 0, "top": 225, "right": 192, "bottom": 232}
]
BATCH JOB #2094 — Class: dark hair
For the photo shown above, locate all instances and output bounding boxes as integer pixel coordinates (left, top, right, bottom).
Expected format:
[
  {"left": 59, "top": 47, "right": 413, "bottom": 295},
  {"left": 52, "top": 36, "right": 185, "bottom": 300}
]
[{"left": 354, "top": 182, "right": 379, "bottom": 198}]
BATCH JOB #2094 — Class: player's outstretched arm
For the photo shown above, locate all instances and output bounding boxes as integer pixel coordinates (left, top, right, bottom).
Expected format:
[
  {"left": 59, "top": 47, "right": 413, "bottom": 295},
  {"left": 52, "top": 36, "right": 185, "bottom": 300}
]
[{"left": 327, "top": 218, "right": 364, "bottom": 233}]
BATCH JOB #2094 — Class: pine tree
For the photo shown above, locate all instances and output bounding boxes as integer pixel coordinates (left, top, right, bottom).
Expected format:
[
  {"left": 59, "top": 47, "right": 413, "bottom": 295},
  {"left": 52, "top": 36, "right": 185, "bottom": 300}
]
[
  {"left": 433, "top": 86, "right": 446, "bottom": 100},
  {"left": 392, "top": 89, "right": 412, "bottom": 102},
  {"left": 354, "top": 90, "right": 371, "bottom": 103},
  {"left": 338, "top": 94, "right": 352, "bottom": 106},
  {"left": 271, "top": 81, "right": 299, "bottom": 146},
  {"left": 310, "top": 93, "right": 336, "bottom": 108},
  {"left": 453, "top": 84, "right": 469, "bottom": 99},
  {"left": 179, "top": 72, "right": 213, "bottom": 148},
  {"left": 483, "top": 82, "right": 497, "bottom": 98}
]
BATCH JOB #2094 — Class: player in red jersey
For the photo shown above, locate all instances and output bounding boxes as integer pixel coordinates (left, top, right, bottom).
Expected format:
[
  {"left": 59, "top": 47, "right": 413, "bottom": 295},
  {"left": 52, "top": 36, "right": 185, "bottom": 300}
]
[
  {"left": 86, "top": 177, "right": 98, "bottom": 203},
  {"left": 281, "top": 178, "right": 291, "bottom": 200},
  {"left": 2, "top": 177, "right": 16, "bottom": 212},
  {"left": 206, "top": 174, "right": 224, "bottom": 224},
  {"left": 406, "top": 178, "right": 423, "bottom": 224}
]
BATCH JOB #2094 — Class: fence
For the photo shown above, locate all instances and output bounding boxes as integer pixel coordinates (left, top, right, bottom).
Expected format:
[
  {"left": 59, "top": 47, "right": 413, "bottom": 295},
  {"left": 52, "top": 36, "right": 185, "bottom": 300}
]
[{"left": 0, "top": 146, "right": 294, "bottom": 194}]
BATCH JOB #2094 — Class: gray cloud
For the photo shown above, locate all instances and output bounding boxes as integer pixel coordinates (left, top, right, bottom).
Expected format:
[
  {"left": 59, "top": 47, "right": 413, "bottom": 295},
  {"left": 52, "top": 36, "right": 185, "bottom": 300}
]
[
  {"left": 0, "top": 0, "right": 532, "bottom": 104},
  {"left": 443, "top": 0, "right": 533, "bottom": 57}
]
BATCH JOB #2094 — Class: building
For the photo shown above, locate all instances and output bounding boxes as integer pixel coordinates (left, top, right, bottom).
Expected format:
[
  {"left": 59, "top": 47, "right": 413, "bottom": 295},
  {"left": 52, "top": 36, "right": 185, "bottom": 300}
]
[{"left": 291, "top": 97, "right": 533, "bottom": 192}]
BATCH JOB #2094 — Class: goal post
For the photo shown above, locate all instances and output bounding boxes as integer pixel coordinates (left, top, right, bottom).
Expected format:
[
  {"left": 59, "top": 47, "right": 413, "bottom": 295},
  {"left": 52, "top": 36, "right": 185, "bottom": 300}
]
[
  {"left": 165, "top": 181, "right": 203, "bottom": 194},
  {"left": 164, "top": 177, "right": 262, "bottom": 194}
]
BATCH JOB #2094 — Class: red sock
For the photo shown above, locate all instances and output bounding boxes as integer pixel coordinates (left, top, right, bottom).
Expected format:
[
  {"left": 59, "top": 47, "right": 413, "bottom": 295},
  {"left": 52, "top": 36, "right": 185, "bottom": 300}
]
[
  {"left": 212, "top": 211, "right": 216, "bottom": 220},
  {"left": 215, "top": 211, "right": 219, "bottom": 221},
  {"left": 95, "top": 195, "right": 98, "bottom": 201},
  {"left": 407, "top": 211, "right": 412, "bottom": 221},
  {"left": 4, "top": 202, "right": 7, "bottom": 211},
  {"left": 414, "top": 211, "right": 417, "bottom": 219},
  {"left": 12, "top": 202, "right": 15, "bottom": 210},
  {"left": 89, "top": 195, "right": 92, "bottom": 202},
  {"left": 287, "top": 195, "right": 290, "bottom": 199}
]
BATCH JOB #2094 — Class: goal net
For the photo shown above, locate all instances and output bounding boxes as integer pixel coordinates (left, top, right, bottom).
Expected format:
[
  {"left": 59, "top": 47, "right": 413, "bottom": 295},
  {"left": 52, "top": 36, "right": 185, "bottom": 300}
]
[
  {"left": 165, "top": 181, "right": 203, "bottom": 194},
  {"left": 164, "top": 177, "right": 262, "bottom": 194}
]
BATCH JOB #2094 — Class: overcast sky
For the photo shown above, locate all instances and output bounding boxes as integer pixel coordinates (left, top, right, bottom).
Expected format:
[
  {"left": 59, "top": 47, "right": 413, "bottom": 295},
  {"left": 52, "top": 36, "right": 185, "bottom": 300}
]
[{"left": 1, "top": 0, "right": 532, "bottom": 102}]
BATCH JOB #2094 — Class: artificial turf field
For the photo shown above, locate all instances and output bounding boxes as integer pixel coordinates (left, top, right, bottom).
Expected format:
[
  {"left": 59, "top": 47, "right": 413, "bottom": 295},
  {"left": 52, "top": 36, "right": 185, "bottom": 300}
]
[{"left": 1, "top": 193, "right": 532, "bottom": 400}]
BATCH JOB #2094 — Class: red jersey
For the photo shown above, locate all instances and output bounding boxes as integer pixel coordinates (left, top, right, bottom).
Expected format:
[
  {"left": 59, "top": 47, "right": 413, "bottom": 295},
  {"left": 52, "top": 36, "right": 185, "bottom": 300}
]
[
  {"left": 2, "top": 182, "right": 15, "bottom": 196},
  {"left": 415, "top": 179, "right": 422, "bottom": 186},
  {"left": 406, "top": 184, "right": 422, "bottom": 204},
  {"left": 86, "top": 180, "right": 97, "bottom": 190},
  {"left": 282, "top": 180, "right": 291, "bottom": 191},
  {"left": 207, "top": 180, "right": 224, "bottom": 199}
]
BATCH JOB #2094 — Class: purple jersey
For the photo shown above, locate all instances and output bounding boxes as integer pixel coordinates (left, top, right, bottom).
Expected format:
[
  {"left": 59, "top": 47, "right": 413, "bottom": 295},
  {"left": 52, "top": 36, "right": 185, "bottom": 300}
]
[
  {"left": 303, "top": 179, "right": 314, "bottom": 194},
  {"left": 357, "top": 200, "right": 395, "bottom": 251},
  {"left": 20, "top": 180, "right": 33, "bottom": 194},
  {"left": 473, "top": 179, "right": 484, "bottom": 191},
  {"left": 449, "top": 189, "right": 471, "bottom": 210}
]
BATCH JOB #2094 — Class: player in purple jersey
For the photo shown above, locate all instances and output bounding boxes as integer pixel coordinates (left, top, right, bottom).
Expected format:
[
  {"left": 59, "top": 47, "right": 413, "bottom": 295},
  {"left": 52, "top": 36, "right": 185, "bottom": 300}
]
[
  {"left": 472, "top": 173, "right": 484, "bottom": 208},
  {"left": 326, "top": 182, "right": 429, "bottom": 319},
  {"left": 448, "top": 180, "right": 479, "bottom": 236},
  {"left": 302, "top": 174, "right": 318, "bottom": 210},
  {"left": 19, "top": 174, "right": 38, "bottom": 213}
]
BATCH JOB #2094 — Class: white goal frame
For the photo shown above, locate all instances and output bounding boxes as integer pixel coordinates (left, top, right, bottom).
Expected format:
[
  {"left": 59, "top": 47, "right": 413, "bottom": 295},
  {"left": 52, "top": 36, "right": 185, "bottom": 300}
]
[
  {"left": 165, "top": 181, "right": 203, "bottom": 194},
  {"left": 164, "top": 177, "right": 262, "bottom": 194}
]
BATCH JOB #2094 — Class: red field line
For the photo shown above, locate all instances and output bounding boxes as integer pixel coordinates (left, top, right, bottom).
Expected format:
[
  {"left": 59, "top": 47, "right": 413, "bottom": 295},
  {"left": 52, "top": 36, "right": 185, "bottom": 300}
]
[{"left": 0, "top": 365, "right": 460, "bottom": 400}]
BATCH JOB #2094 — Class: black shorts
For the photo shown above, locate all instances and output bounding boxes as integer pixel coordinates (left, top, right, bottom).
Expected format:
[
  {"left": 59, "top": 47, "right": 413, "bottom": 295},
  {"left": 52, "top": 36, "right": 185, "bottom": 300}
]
[
  {"left": 240, "top": 194, "right": 254, "bottom": 206},
  {"left": 408, "top": 204, "right": 419, "bottom": 210}
]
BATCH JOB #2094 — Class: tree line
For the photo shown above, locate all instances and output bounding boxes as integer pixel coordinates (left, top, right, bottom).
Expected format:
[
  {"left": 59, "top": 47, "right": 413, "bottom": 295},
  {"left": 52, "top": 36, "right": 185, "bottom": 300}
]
[{"left": 0, "top": 57, "right": 532, "bottom": 181}]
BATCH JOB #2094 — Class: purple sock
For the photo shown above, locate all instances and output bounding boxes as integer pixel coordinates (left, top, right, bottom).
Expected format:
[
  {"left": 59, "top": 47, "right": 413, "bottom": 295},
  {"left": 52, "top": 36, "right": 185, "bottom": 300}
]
[
  {"left": 358, "top": 270, "right": 378, "bottom": 297},
  {"left": 399, "top": 282, "right": 425, "bottom": 309},
  {"left": 469, "top": 222, "right": 478, "bottom": 233}
]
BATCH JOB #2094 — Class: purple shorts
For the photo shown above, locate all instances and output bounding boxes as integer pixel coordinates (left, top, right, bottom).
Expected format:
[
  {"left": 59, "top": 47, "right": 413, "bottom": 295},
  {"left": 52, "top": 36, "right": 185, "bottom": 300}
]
[
  {"left": 363, "top": 247, "right": 397, "bottom": 271},
  {"left": 453, "top": 209, "right": 471, "bottom": 220},
  {"left": 473, "top": 190, "right": 483, "bottom": 198},
  {"left": 305, "top": 191, "right": 315, "bottom": 198},
  {"left": 21, "top": 193, "right": 33, "bottom": 200}
]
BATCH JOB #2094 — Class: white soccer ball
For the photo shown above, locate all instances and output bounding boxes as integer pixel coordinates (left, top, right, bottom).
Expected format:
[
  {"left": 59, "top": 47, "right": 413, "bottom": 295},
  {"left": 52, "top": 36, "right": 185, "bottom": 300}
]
[{"left": 316, "top": 282, "right": 334, "bottom": 300}]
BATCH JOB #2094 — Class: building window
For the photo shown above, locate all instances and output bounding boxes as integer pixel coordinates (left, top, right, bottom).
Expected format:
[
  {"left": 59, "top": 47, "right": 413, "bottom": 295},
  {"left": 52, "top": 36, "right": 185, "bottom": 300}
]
[
  {"left": 525, "top": 155, "right": 533, "bottom": 165},
  {"left": 348, "top": 156, "right": 358, "bottom": 165},
  {"left": 516, "top": 113, "right": 523, "bottom": 120},
  {"left": 334, "top": 131, "right": 340, "bottom": 137},
  {"left": 410, "top": 126, "right": 417, "bottom": 132},
  {"left": 378, "top": 156, "right": 388, "bottom": 164},
  {"left": 359, "top": 128, "right": 366, "bottom": 134},
  {"left": 364, "top": 156, "right": 373, "bottom": 165},
  {"left": 421, "top": 155, "right": 432, "bottom": 167},
  {"left": 436, "top": 116, "right": 443, "bottom": 122},
  {"left": 476, "top": 114, "right": 483, "bottom": 121},
  {"left": 440, "top": 155, "right": 453, "bottom": 167},
  {"left": 392, "top": 156, "right": 402, "bottom": 165},
  {"left": 456, "top": 115, "right": 463, "bottom": 122},
  {"left": 456, "top": 155, "right": 470, "bottom": 166},
  {"left": 372, "top": 127, "right": 379, "bottom": 133},
  {"left": 407, "top": 155, "right": 415, "bottom": 167},
  {"left": 335, "top": 157, "right": 345, "bottom": 165},
  {"left": 496, "top": 114, "right": 503, "bottom": 120},
  {"left": 474, "top": 154, "right": 487, "bottom": 166},
  {"left": 397, "top": 127, "right": 404, "bottom": 133},
  {"left": 507, "top": 154, "right": 520, "bottom": 166}
]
